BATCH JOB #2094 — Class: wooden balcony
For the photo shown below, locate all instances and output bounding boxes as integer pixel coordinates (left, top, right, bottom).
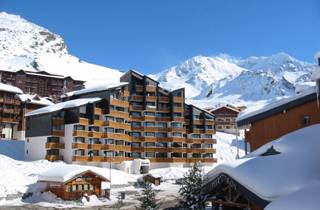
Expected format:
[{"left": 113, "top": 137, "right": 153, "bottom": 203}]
[
  {"left": 46, "top": 155, "right": 63, "bottom": 162},
  {"left": 193, "top": 119, "right": 205, "bottom": 125},
  {"left": 130, "top": 116, "right": 144, "bottom": 121},
  {"left": 0, "top": 117, "right": 19, "bottom": 123},
  {"left": 173, "top": 117, "right": 185, "bottom": 122},
  {"left": 73, "top": 130, "right": 89, "bottom": 137},
  {"left": 130, "top": 95, "right": 144, "bottom": 101},
  {"left": 192, "top": 129, "right": 205, "bottom": 134},
  {"left": 171, "top": 127, "right": 186, "bottom": 132},
  {"left": 110, "top": 99, "right": 129, "bottom": 107},
  {"left": 135, "top": 85, "right": 144, "bottom": 92},
  {"left": 46, "top": 142, "right": 65, "bottom": 149},
  {"left": 173, "top": 107, "right": 184, "bottom": 112},
  {"left": 148, "top": 157, "right": 187, "bottom": 163},
  {"left": 94, "top": 108, "right": 103, "bottom": 115},
  {"left": 205, "top": 119, "right": 215, "bottom": 125},
  {"left": 93, "top": 120, "right": 104, "bottom": 126},
  {"left": 173, "top": 96, "right": 184, "bottom": 103},
  {"left": 206, "top": 130, "right": 215, "bottom": 134},
  {"left": 171, "top": 137, "right": 186, "bottom": 143},
  {"left": 146, "top": 106, "right": 156, "bottom": 111},
  {"left": 52, "top": 118, "right": 64, "bottom": 125},
  {"left": 109, "top": 110, "right": 129, "bottom": 119},
  {"left": 171, "top": 147, "right": 187, "bottom": 153},
  {"left": 156, "top": 117, "right": 171, "bottom": 122},
  {"left": 102, "top": 133, "right": 131, "bottom": 141},
  {"left": 187, "top": 158, "right": 217, "bottom": 163},
  {"left": 52, "top": 130, "right": 65, "bottom": 137},
  {"left": 159, "top": 97, "right": 170, "bottom": 103},
  {"left": 72, "top": 156, "right": 133, "bottom": 163},
  {"left": 130, "top": 105, "right": 144, "bottom": 111},
  {"left": 146, "top": 85, "right": 156, "bottom": 92},
  {"left": 186, "top": 138, "right": 217, "bottom": 144},
  {"left": 144, "top": 115, "right": 156, "bottom": 121},
  {"left": 79, "top": 118, "right": 89, "bottom": 125},
  {"left": 104, "top": 121, "right": 131, "bottom": 130},
  {"left": 131, "top": 126, "right": 144, "bottom": 131},
  {"left": 158, "top": 107, "right": 170, "bottom": 112},
  {"left": 88, "top": 131, "right": 103, "bottom": 138},
  {"left": 72, "top": 142, "right": 89, "bottom": 149},
  {"left": 146, "top": 95, "right": 157, "bottom": 101},
  {"left": 123, "top": 90, "right": 130, "bottom": 97}
]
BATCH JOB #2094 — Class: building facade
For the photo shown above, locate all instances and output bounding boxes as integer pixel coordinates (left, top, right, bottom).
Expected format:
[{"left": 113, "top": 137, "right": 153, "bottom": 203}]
[
  {"left": 209, "top": 105, "right": 242, "bottom": 134},
  {"left": 25, "top": 70, "right": 217, "bottom": 171},
  {"left": 0, "top": 69, "right": 84, "bottom": 100}
]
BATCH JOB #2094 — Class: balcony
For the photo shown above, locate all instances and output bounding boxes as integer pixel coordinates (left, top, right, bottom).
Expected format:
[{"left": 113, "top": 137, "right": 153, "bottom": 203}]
[
  {"left": 110, "top": 99, "right": 129, "bottom": 107},
  {"left": 46, "top": 155, "right": 63, "bottom": 162},
  {"left": 158, "top": 107, "right": 170, "bottom": 112},
  {"left": 187, "top": 158, "right": 217, "bottom": 163},
  {"left": 173, "top": 96, "right": 184, "bottom": 103},
  {"left": 146, "top": 95, "right": 157, "bottom": 101},
  {"left": 104, "top": 121, "right": 131, "bottom": 130},
  {"left": 193, "top": 119, "right": 205, "bottom": 125},
  {"left": 123, "top": 90, "right": 130, "bottom": 97},
  {"left": 173, "top": 117, "right": 185, "bottom": 122},
  {"left": 148, "top": 157, "right": 187, "bottom": 163},
  {"left": 144, "top": 115, "right": 156, "bottom": 121},
  {"left": 130, "top": 95, "right": 144, "bottom": 101},
  {"left": 135, "top": 85, "right": 143, "bottom": 92},
  {"left": 146, "top": 106, "right": 156, "bottom": 111},
  {"left": 72, "top": 142, "right": 89, "bottom": 149},
  {"left": 206, "top": 130, "right": 215, "bottom": 134},
  {"left": 130, "top": 105, "right": 144, "bottom": 111},
  {"left": 171, "top": 137, "right": 186, "bottom": 143},
  {"left": 72, "top": 156, "right": 132, "bottom": 163},
  {"left": 94, "top": 108, "right": 103, "bottom": 115},
  {"left": 109, "top": 110, "right": 129, "bottom": 119},
  {"left": 52, "top": 118, "right": 64, "bottom": 125},
  {"left": 73, "top": 130, "right": 89, "bottom": 137},
  {"left": 0, "top": 117, "right": 19, "bottom": 123},
  {"left": 159, "top": 97, "right": 170, "bottom": 103},
  {"left": 130, "top": 115, "right": 144, "bottom": 121},
  {"left": 52, "top": 130, "right": 65, "bottom": 137},
  {"left": 146, "top": 85, "right": 156, "bottom": 92},
  {"left": 88, "top": 131, "right": 103, "bottom": 138},
  {"left": 173, "top": 107, "right": 184, "bottom": 112},
  {"left": 205, "top": 119, "right": 215, "bottom": 125},
  {"left": 79, "top": 118, "right": 89, "bottom": 125},
  {"left": 102, "top": 133, "right": 131, "bottom": 141},
  {"left": 46, "top": 142, "right": 65, "bottom": 149},
  {"left": 192, "top": 129, "right": 205, "bottom": 134},
  {"left": 156, "top": 117, "right": 171, "bottom": 122},
  {"left": 171, "top": 127, "right": 186, "bottom": 132},
  {"left": 93, "top": 120, "right": 104, "bottom": 126}
]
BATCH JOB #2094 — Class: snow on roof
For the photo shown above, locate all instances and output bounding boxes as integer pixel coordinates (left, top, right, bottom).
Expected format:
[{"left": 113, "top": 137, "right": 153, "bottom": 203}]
[
  {"left": 25, "top": 97, "right": 101, "bottom": 117},
  {"left": 236, "top": 86, "right": 316, "bottom": 124},
  {"left": 203, "top": 124, "right": 320, "bottom": 203},
  {"left": 63, "top": 82, "right": 128, "bottom": 97},
  {"left": 0, "top": 82, "right": 23, "bottom": 94},
  {"left": 18, "top": 94, "right": 54, "bottom": 106},
  {"left": 38, "top": 165, "right": 109, "bottom": 183},
  {"left": 209, "top": 104, "right": 241, "bottom": 113}
]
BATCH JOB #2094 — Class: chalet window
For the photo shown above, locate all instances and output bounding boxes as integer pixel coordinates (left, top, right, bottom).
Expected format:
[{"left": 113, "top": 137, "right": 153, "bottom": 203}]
[
  {"left": 89, "top": 185, "right": 94, "bottom": 190},
  {"left": 78, "top": 184, "right": 83, "bottom": 191},
  {"left": 72, "top": 185, "right": 77, "bottom": 191},
  {"left": 302, "top": 116, "right": 310, "bottom": 126},
  {"left": 65, "top": 185, "right": 70, "bottom": 192},
  {"left": 84, "top": 184, "right": 88, "bottom": 190}
]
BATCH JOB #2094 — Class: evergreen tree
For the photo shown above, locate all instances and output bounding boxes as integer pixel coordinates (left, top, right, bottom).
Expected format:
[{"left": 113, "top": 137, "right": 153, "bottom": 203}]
[
  {"left": 137, "top": 182, "right": 158, "bottom": 210},
  {"left": 179, "top": 162, "right": 205, "bottom": 210}
]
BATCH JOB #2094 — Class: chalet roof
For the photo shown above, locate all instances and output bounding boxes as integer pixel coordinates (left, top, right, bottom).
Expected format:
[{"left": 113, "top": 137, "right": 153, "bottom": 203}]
[
  {"left": 63, "top": 82, "right": 128, "bottom": 98},
  {"left": 203, "top": 124, "right": 320, "bottom": 205},
  {"left": 237, "top": 87, "right": 317, "bottom": 127},
  {"left": 0, "top": 82, "right": 23, "bottom": 94},
  {"left": 186, "top": 103, "right": 215, "bottom": 118},
  {"left": 25, "top": 97, "right": 101, "bottom": 117},
  {"left": 38, "top": 165, "right": 109, "bottom": 183},
  {"left": 18, "top": 94, "right": 54, "bottom": 106},
  {"left": 209, "top": 104, "right": 241, "bottom": 113}
]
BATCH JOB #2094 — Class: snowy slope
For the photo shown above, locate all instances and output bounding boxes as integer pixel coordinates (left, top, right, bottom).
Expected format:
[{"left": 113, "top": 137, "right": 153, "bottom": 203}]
[
  {"left": 0, "top": 12, "right": 123, "bottom": 86},
  {"left": 153, "top": 53, "right": 317, "bottom": 108}
]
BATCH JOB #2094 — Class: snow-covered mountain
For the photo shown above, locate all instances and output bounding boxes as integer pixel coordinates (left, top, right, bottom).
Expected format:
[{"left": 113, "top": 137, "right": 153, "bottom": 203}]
[
  {"left": 152, "top": 53, "right": 317, "bottom": 108},
  {"left": 0, "top": 12, "right": 123, "bottom": 86}
]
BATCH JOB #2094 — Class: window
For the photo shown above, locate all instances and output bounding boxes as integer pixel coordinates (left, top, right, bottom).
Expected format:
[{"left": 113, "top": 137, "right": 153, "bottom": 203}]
[
  {"left": 145, "top": 152, "right": 155, "bottom": 157},
  {"left": 131, "top": 142, "right": 140, "bottom": 147},
  {"left": 89, "top": 185, "right": 94, "bottom": 190},
  {"left": 144, "top": 122, "right": 155, "bottom": 127},
  {"left": 78, "top": 184, "right": 83, "bottom": 191},
  {"left": 172, "top": 132, "right": 182, "bottom": 137},
  {"left": 171, "top": 122, "right": 183, "bottom": 128},
  {"left": 84, "top": 184, "right": 88, "bottom": 190},
  {"left": 156, "top": 132, "right": 167, "bottom": 138},
  {"left": 145, "top": 142, "right": 155, "bottom": 147},
  {"left": 145, "top": 112, "right": 155, "bottom": 116},
  {"left": 72, "top": 185, "right": 77, "bottom": 191},
  {"left": 105, "top": 127, "right": 114, "bottom": 133},
  {"left": 131, "top": 121, "right": 141, "bottom": 127},
  {"left": 131, "top": 112, "right": 141, "bottom": 117},
  {"left": 130, "top": 132, "right": 141, "bottom": 138},
  {"left": 302, "top": 116, "right": 311, "bottom": 126},
  {"left": 145, "top": 132, "right": 155, "bottom": 137}
]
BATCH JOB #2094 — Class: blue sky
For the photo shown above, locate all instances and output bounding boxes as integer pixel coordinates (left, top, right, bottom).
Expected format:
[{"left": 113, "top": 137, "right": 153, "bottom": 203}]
[{"left": 1, "top": 0, "right": 320, "bottom": 74}]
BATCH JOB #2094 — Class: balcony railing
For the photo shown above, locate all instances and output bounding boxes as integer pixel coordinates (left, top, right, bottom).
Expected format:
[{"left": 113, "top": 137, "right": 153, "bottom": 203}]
[
  {"left": 110, "top": 99, "right": 129, "bottom": 107},
  {"left": 46, "top": 142, "right": 65, "bottom": 149}
]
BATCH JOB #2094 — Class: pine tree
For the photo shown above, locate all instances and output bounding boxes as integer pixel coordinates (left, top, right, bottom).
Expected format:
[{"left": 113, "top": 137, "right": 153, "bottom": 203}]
[
  {"left": 137, "top": 182, "right": 158, "bottom": 210},
  {"left": 179, "top": 162, "right": 205, "bottom": 210}
]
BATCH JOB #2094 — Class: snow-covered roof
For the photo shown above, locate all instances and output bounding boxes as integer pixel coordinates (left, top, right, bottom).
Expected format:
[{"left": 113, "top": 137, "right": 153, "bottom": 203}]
[
  {"left": 63, "top": 82, "right": 128, "bottom": 98},
  {"left": 0, "top": 82, "right": 23, "bottom": 94},
  {"left": 38, "top": 165, "right": 109, "bottom": 183},
  {"left": 25, "top": 97, "right": 101, "bottom": 117},
  {"left": 237, "top": 86, "right": 317, "bottom": 126},
  {"left": 18, "top": 94, "right": 54, "bottom": 106},
  {"left": 203, "top": 124, "right": 320, "bottom": 207},
  {"left": 209, "top": 104, "right": 241, "bottom": 113}
]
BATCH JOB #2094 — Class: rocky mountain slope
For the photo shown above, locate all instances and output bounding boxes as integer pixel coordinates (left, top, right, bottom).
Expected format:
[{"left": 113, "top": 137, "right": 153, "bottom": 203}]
[
  {"left": 0, "top": 12, "right": 123, "bottom": 86},
  {"left": 152, "top": 53, "right": 317, "bottom": 107}
]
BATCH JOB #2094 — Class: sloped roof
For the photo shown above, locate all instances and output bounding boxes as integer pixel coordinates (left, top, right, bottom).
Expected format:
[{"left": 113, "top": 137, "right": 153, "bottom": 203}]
[
  {"left": 38, "top": 165, "right": 109, "bottom": 183},
  {"left": 18, "top": 94, "right": 54, "bottom": 106},
  {"left": 25, "top": 97, "right": 101, "bottom": 116}
]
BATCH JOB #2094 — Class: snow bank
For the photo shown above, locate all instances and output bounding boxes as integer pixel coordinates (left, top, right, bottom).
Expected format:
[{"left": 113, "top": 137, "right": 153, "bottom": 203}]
[
  {"left": 18, "top": 94, "right": 54, "bottom": 106},
  {"left": 25, "top": 97, "right": 101, "bottom": 116},
  {"left": 204, "top": 124, "right": 320, "bottom": 204}
]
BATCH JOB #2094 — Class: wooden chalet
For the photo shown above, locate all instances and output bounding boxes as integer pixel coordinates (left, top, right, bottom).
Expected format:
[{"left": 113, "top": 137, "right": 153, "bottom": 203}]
[{"left": 38, "top": 165, "right": 110, "bottom": 200}]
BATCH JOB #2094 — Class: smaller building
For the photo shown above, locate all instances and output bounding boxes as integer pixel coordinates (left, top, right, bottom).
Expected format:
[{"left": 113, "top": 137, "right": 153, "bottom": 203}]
[
  {"left": 142, "top": 174, "right": 162, "bottom": 186},
  {"left": 38, "top": 165, "right": 110, "bottom": 200},
  {"left": 208, "top": 104, "right": 242, "bottom": 134}
]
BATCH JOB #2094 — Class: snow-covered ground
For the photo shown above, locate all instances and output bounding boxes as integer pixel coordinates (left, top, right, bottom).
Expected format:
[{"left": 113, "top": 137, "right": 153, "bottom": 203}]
[{"left": 0, "top": 131, "right": 244, "bottom": 208}]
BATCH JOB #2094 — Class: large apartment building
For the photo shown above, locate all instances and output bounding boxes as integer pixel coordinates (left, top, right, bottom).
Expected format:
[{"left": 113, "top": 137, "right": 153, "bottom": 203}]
[
  {"left": 0, "top": 69, "right": 84, "bottom": 100},
  {"left": 25, "top": 70, "right": 216, "bottom": 171}
]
